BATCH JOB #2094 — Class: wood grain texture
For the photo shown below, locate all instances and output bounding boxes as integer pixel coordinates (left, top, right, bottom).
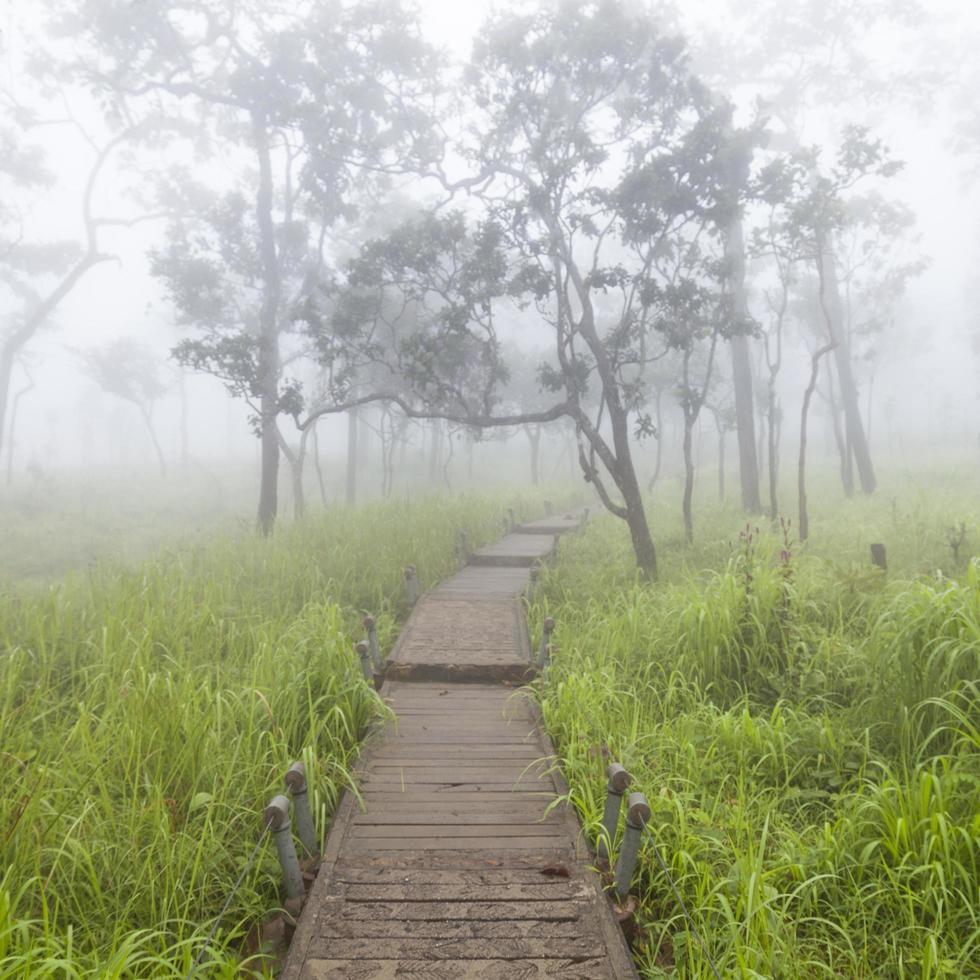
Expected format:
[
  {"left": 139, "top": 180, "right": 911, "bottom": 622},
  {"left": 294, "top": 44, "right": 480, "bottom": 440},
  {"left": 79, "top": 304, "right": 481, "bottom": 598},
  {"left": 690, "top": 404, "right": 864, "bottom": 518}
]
[{"left": 278, "top": 511, "right": 637, "bottom": 980}]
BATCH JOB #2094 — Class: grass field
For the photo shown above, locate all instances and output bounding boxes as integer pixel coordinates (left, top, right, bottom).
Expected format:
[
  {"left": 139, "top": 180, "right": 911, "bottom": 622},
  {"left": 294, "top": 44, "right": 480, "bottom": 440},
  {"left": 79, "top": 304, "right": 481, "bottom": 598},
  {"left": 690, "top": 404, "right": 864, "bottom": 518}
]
[
  {"left": 1, "top": 459, "right": 977, "bottom": 978},
  {"left": 0, "top": 491, "right": 547, "bottom": 978},
  {"left": 532, "top": 465, "right": 979, "bottom": 978}
]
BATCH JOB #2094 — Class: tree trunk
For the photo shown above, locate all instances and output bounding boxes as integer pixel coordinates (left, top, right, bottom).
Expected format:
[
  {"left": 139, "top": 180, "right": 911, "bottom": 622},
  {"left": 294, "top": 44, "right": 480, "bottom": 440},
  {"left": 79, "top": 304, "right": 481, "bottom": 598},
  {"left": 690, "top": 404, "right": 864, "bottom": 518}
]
[
  {"left": 682, "top": 413, "right": 695, "bottom": 544},
  {"left": 725, "top": 218, "right": 762, "bottom": 513},
  {"left": 252, "top": 112, "right": 282, "bottom": 537},
  {"left": 178, "top": 369, "right": 189, "bottom": 471},
  {"left": 646, "top": 387, "right": 664, "bottom": 491},
  {"left": 799, "top": 345, "right": 835, "bottom": 542},
  {"left": 4, "top": 365, "right": 34, "bottom": 486},
  {"left": 139, "top": 404, "right": 167, "bottom": 477},
  {"left": 346, "top": 406, "right": 358, "bottom": 506},
  {"left": 0, "top": 347, "right": 15, "bottom": 465},
  {"left": 622, "top": 473, "right": 658, "bottom": 579},
  {"left": 718, "top": 425, "right": 726, "bottom": 503},
  {"left": 428, "top": 418, "right": 442, "bottom": 482},
  {"left": 816, "top": 235, "right": 876, "bottom": 493},
  {"left": 767, "top": 382, "right": 779, "bottom": 520},
  {"left": 311, "top": 421, "right": 328, "bottom": 507},
  {"left": 822, "top": 367, "right": 853, "bottom": 497},
  {"left": 526, "top": 425, "right": 541, "bottom": 486}
]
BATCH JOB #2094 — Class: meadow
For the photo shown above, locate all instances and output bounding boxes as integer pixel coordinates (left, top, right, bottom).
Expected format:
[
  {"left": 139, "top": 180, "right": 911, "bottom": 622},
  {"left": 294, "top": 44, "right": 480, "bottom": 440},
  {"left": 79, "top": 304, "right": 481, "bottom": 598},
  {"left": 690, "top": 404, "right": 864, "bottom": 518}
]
[
  {"left": 532, "top": 464, "right": 979, "bottom": 978},
  {"left": 0, "top": 459, "right": 977, "bottom": 978},
  {"left": 0, "top": 490, "right": 541, "bottom": 977}
]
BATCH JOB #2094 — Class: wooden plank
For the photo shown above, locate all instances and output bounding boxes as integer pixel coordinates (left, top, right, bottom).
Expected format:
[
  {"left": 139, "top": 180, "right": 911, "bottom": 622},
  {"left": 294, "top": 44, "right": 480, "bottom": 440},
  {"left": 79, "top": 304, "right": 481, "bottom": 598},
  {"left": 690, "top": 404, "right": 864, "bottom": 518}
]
[
  {"left": 351, "top": 824, "right": 563, "bottom": 839},
  {"left": 306, "top": 936, "right": 604, "bottom": 960},
  {"left": 278, "top": 518, "right": 637, "bottom": 980},
  {"left": 316, "top": 919, "right": 594, "bottom": 940},
  {"left": 345, "top": 838, "right": 570, "bottom": 852},
  {"left": 300, "top": 958, "right": 612, "bottom": 979},
  {"left": 329, "top": 900, "right": 586, "bottom": 922},
  {"left": 340, "top": 882, "right": 590, "bottom": 901}
]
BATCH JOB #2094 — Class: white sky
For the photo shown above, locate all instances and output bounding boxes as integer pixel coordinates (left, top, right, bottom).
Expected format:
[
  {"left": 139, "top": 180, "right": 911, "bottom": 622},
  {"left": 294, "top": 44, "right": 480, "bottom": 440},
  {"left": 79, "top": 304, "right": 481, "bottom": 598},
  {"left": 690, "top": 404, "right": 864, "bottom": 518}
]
[{"left": 3, "top": 0, "right": 979, "bottom": 473}]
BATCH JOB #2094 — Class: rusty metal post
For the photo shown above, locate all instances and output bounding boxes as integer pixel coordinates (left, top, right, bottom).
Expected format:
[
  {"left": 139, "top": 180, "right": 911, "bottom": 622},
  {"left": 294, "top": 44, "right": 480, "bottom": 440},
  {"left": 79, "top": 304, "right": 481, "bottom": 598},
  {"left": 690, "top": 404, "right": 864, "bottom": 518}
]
[
  {"left": 538, "top": 616, "right": 555, "bottom": 668},
  {"left": 363, "top": 615, "right": 382, "bottom": 671},
  {"left": 614, "top": 792, "right": 651, "bottom": 900},
  {"left": 263, "top": 795, "right": 305, "bottom": 902},
  {"left": 355, "top": 640, "right": 373, "bottom": 683},
  {"left": 284, "top": 761, "right": 318, "bottom": 858},
  {"left": 404, "top": 565, "right": 420, "bottom": 606},
  {"left": 598, "top": 763, "right": 632, "bottom": 862}
]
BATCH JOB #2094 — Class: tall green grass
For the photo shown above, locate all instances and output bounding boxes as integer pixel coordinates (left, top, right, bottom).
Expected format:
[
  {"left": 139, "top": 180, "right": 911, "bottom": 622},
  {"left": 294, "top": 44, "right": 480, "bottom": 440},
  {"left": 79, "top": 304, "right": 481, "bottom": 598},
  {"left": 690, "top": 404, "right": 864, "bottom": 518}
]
[
  {"left": 1, "top": 492, "right": 547, "bottom": 977},
  {"left": 533, "top": 485, "right": 979, "bottom": 978}
]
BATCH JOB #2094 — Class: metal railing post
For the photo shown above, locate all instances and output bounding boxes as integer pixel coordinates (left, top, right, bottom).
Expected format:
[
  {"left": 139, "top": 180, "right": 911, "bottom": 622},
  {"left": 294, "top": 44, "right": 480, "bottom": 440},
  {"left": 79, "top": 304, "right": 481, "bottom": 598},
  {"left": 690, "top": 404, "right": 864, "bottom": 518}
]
[
  {"left": 538, "top": 616, "right": 555, "bottom": 668},
  {"left": 355, "top": 641, "right": 373, "bottom": 683},
  {"left": 404, "top": 565, "right": 420, "bottom": 606},
  {"left": 363, "top": 615, "right": 382, "bottom": 671},
  {"left": 598, "top": 763, "right": 632, "bottom": 863},
  {"left": 614, "top": 792, "right": 651, "bottom": 900},
  {"left": 263, "top": 795, "right": 305, "bottom": 902},
  {"left": 284, "top": 761, "right": 318, "bottom": 859}
]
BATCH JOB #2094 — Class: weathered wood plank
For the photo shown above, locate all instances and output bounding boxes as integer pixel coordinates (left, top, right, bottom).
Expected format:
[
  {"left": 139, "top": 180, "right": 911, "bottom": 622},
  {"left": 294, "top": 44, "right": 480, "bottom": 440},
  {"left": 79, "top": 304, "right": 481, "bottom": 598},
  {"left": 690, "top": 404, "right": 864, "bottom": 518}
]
[
  {"left": 306, "top": 937, "right": 604, "bottom": 960},
  {"left": 300, "top": 958, "right": 612, "bottom": 979},
  {"left": 316, "top": 919, "right": 594, "bottom": 940},
  {"left": 278, "top": 517, "right": 636, "bottom": 980},
  {"left": 328, "top": 900, "right": 586, "bottom": 922}
]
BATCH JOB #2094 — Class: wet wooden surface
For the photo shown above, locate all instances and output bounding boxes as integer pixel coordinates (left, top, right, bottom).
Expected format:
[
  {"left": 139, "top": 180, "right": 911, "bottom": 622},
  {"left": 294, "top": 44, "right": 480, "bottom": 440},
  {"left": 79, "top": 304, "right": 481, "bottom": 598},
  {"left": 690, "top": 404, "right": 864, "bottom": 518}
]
[
  {"left": 468, "top": 533, "right": 557, "bottom": 567},
  {"left": 280, "top": 507, "right": 637, "bottom": 980}
]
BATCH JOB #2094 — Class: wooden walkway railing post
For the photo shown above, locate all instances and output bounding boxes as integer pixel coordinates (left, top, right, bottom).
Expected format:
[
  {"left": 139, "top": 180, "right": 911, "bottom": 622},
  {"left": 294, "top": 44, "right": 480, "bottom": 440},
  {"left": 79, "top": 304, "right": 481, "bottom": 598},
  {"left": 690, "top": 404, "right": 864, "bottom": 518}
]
[
  {"left": 284, "top": 762, "right": 318, "bottom": 859},
  {"left": 363, "top": 615, "right": 382, "bottom": 671},
  {"left": 614, "top": 792, "right": 651, "bottom": 900},
  {"left": 263, "top": 795, "right": 305, "bottom": 903},
  {"left": 599, "top": 763, "right": 632, "bottom": 863},
  {"left": 403, "top": 564, "right": 420, "bottom": 606}
]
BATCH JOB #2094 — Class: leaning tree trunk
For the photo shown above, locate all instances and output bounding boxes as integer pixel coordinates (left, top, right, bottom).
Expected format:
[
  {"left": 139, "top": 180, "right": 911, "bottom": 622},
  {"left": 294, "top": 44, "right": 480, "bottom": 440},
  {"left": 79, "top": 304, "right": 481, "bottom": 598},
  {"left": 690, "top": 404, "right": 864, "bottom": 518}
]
[
  {"left": 138, "top": 404, "right": 167, "bottom": 478},
  {"left": 252, "top": 111, "right": 282, "bottom": 537},
  {"left": 311, "top": 421, "right": 328, "bottom": 507},
  {"left": 725, "top": 218, "right": 762, "bottom": 513},
  {"left": 799, "top": 344, "right": 835, "bottom": 542},
  {"left": 817, "top": 235, "right": 876, "bottom": 493}
]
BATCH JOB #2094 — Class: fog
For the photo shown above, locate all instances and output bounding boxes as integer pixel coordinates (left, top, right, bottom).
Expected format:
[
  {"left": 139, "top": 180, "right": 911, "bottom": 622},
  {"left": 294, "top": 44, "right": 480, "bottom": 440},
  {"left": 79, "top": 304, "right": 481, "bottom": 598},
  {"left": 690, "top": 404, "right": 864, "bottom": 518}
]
[{"left": 2, "top": 0, "right": 978, "bottom": 568}]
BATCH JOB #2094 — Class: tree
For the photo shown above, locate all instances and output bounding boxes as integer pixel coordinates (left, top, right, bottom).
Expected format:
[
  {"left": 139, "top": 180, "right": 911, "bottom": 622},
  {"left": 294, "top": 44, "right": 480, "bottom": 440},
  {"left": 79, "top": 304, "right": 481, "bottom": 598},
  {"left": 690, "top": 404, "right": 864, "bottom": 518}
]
[
  {"left": 78, "top": 338, "right": 169, "bottom": 476},
  {"left": 0, "top": 112, "right": 144, "bottom": 465},
  {"left": 53, "top": 0, "right": 440, "bottom": 534},
  {"left": 688, "top": 0, "right": 930, "bottom": 499},
  {"left": 302, "top": 1, "right": 757, "bottom": 578}
]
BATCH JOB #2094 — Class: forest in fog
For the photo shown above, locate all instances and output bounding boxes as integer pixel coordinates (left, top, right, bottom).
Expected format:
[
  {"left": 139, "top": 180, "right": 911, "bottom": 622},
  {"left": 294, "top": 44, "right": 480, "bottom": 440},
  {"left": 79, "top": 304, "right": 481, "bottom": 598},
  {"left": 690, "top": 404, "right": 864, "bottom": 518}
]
[
  {"left": 1, "top": 3, "right": 978, "bottom": 979},
  {"left": 0, "top": 0, "right": 978, "bottom": 570}
]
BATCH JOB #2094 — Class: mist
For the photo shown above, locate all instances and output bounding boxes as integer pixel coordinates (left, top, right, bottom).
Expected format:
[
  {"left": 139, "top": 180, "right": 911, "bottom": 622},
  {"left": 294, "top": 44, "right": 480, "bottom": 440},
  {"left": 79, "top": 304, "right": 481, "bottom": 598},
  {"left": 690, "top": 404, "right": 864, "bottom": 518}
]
[{"left": 3, "top": 3, "right": 980, "bottom": 977}]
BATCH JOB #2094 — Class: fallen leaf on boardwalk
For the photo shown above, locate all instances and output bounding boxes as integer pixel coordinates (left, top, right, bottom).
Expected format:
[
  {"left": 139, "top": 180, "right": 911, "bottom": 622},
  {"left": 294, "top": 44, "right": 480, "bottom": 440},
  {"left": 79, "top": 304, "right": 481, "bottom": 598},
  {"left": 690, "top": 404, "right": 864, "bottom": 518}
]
[{"left": 540, "top": 865, "right": 570, "bottom": 877}]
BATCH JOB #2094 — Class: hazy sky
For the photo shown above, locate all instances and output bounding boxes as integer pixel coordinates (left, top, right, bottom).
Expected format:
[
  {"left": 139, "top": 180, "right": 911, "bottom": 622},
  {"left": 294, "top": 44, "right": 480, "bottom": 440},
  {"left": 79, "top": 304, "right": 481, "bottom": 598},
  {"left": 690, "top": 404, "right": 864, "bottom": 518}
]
[{"left": 3, "top": 0, "right": 979, "bottom": 474}]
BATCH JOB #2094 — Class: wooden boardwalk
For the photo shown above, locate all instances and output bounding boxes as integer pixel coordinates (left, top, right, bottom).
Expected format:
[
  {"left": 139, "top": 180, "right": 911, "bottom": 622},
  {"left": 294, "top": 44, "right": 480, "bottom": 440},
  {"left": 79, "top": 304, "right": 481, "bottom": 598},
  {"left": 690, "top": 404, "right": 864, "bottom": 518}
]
[{"left": 281, "top": 511, "right": 637, "bottom": 980}]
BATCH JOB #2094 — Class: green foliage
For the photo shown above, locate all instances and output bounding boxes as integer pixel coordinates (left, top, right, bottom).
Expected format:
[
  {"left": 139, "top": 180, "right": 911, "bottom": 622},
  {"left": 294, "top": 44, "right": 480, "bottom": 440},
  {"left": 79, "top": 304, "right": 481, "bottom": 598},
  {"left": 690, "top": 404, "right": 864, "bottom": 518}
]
[
  {"left": 0, "top": 491, "right": 533, "bottom": 977},
  {"left": 532, "top": 479, "right": 979, "bottom": 978}
]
